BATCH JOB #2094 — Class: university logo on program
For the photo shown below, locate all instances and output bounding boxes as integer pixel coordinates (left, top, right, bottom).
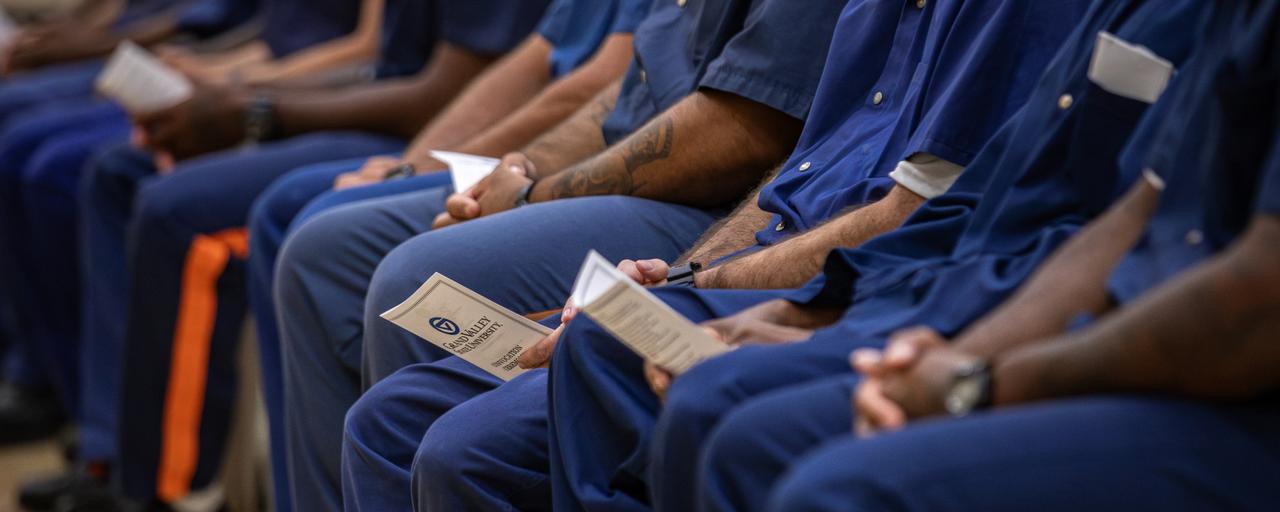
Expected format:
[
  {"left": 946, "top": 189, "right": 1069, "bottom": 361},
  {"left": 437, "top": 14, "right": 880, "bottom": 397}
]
[{"left": 429, "top": 316, "right": 461, "bottom": 336}]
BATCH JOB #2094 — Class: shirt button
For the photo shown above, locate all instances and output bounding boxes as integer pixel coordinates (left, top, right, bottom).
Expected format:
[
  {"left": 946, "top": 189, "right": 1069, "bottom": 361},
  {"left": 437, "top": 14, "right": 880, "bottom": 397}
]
[
  {"left": 1185, "top": 230, "right": 1204, "bottom": 246},
  {"left": 775, "top": 221, "right": 786, "bottom": 232},
  {"left": 916, "top": 0, "right": 926, "bottom": 8},
  {"left": 873, "top": 91, "right": 885, "bottom": 105},
  {"left": 639, "top": 69, "right": 647, "bottom": 83},
  {"left": 1058, "top": 93, "right": 1074, "bottom": 110},
  {"left": 798, "top": 161, "right": 812, "bottom": 172}
]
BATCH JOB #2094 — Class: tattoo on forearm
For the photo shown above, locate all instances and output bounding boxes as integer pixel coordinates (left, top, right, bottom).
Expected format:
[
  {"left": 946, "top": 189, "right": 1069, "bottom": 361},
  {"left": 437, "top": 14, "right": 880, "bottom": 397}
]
[
  {"left": 622, "top": 117, "right": 674, "bottom": 174},
  {"left": 549, "top": 116, "right": 674, "bottom": 199}
]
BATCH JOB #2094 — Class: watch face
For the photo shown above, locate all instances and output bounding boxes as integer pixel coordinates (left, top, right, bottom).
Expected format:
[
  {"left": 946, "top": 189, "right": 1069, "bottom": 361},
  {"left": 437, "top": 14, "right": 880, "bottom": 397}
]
[{"left": 945, "top": 376, "right": 984, "bottom": 416}]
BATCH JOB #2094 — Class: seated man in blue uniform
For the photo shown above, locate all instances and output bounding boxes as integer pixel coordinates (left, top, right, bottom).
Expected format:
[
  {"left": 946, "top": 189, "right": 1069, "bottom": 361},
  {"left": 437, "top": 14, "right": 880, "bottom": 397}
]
[
  {"left": 770, "top": 5, "right": 1280, "bottom": 507},
  {"left": 240, "top": 0, "right": 648, "bottom": 509},
  {"left": 545, "top": 1, "right": 1216, "bottom": 510},
  {"left": 67, "top": 0, "right": 549, "bottom": 509},
  {"left": 336, "top": 1, "right": 1087, "bottom": 511}
]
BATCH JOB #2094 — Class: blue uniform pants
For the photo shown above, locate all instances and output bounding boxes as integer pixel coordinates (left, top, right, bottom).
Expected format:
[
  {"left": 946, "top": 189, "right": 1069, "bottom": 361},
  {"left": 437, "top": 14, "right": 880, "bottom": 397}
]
[
  {"left": 275, "top": 194, "right": 718, "bottom": 511},
  {"left": 246, "top": 161, "right": 448, "bottom": 512},
  {"left": 0, "top": 100, "right": 126, "bottom": 408},
  {"left": 550, "top": 287, "right": 893, "bottom": 512},
  {"left": 78, "top": 132, "right": 403, "bottom": 503},
  {"left": 0, "top": 60, "right": 104, "bottom": 125},
  {"left": 766, "top": 397, "right": 1280, "bottom": 511}
]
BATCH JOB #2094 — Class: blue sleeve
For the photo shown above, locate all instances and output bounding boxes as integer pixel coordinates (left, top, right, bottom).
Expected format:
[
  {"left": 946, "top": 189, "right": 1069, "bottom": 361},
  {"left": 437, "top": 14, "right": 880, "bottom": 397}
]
[
  {"left": 610, "top": 0, "right": 652, "bottom": 34},
  {"left": 903, "top": 0, "right": 1090, "bottom": 167},
  {"left": 177, "top": 0, "right": 261, "bottom": 39},
  {"left": 1257, "top": 130, "right": 1280, "bottom": 214},
  {"left": 698, "top": 0, "right": 846, "bottom": 120},
  {"left": 439, "top": 0, "right": 554, "bottom": 55}
]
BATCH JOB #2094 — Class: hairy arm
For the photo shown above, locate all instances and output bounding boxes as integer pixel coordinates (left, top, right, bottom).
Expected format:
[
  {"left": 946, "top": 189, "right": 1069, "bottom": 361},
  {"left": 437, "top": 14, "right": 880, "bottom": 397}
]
[
  {"left": 952, "top": 174, "right": 1164, "bottom": 359},
  {"left": 272, "top": 42, "right": 497, "bottom": 139},
  {"left": 993, "top": 214, "right": 1280, "bottom": 404},
  {"left": 529, "top": 89, "right": 802, "bottom": 207},
  {"left": 448, "top": 34, "right": 636, "bottom": 163},
  {"left": 697, "top": 184, "right": 925, "bottom": 289},
  {"left": 400, "top": 34, "right": 557, "bottom": 164},
  {"left": 515, "top": 80, "right": 623, "bottom": 176},
  {"left": 677, "top": 171, "right": 779, "bottom": 265}
]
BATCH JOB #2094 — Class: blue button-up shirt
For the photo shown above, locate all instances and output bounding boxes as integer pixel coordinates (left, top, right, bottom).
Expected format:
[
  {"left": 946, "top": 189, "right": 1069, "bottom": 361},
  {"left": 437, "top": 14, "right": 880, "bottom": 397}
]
[
  {"left": 539, "top": 0, "right": 651, "bottom": 78},
  {"left": 787, "top": 0, "right": 1215, "bottom": 344},
  {"left": 600, "top": 0, "right": 847, "bottom": 145},
  {"left": 177, "top": 0, "right": 261, "bottom": 39},
  {"left": 375, "top": 0, "right": 552, "bottom": 78},
  {"left": 751, "top": 0, "right": 1088, "bottom": 247},
  {"left": 258, "top": 0, "right": 360, "bottom": 58},
  {"left": 1108, "top": 0, "right": 1280, "bottom": 304}
]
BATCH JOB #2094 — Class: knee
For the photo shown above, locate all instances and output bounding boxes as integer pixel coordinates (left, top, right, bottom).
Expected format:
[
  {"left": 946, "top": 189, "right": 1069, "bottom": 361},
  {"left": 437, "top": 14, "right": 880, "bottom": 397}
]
[
  {"left": 765, "top": 446, "right": 896, "bottom": 512},
  {"left": 556, "top": 315, "right": 636, "bottom": 368},
  {"left": 662, "top": 358, "right": 746, "bottom": 435},
  {"left": 343, "top": 383, "right": 395, "bottom": 450},
  {"left": 80, "top": 145, "right": 150, "bottom": 203},
  {"left": 21, "top": 140, "right": 83, "bottom": 193},
  {"left": 410, "top": 409, "right": 490, "bottom": 494},
  {"left": 365, "top": 240, "right": 429, "bottom": 323}
]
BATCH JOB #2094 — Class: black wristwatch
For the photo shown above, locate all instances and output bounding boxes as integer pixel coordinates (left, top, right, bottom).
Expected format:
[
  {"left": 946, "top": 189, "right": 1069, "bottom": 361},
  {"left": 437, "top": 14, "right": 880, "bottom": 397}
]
[
  {"left": 513, "top": 181, "right": 535, "bottom": 208},
  {"left": 244, "top": 92, "right": 278, "bottom": 145},
  {"left": 666, "top": 262, "right": 702, "bottom": 287},
  {"left": 382, "top": 162, "right": 416, "bottom": 181},
  {"left": 944, "top": 360, "right": 993, "bottom": 417}
]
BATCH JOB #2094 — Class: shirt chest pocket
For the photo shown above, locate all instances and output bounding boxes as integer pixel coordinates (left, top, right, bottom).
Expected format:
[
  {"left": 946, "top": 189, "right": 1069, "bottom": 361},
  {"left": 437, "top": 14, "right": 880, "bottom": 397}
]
[{"left": 1087, "top": 31, "right": 1175, "bottom": 104}]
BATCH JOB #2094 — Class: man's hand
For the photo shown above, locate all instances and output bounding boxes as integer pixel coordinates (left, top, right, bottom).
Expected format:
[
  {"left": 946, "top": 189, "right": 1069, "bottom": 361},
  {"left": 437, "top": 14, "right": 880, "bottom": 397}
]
[
  {"left": 618, "top": 259, "right": 670, "bottom": 287},
  {"left": 434, "top": 153, "right": 536, "bottom": 228},
  {"left": 852, "top": 327, "right": 980, "bottom": 436},
  {"left": 518, "top": 301, "right": 578, "bottom": 369},
  {"left": 334, "top": 156, "right": 402, "bottom": 190},
  {"left": 700, "top": 299, "right": 839, "bottom": 347},
  {"left": 134, "top": 81, "right": 248, "bottom": 160},
  {"left": 3, "top": 25, "right": 115, "bottom": 75}
]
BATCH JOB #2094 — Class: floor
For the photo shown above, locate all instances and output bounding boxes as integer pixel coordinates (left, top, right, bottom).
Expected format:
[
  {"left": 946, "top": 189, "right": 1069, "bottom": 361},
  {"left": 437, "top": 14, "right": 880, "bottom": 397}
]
[{"left": 0, "top": 440, "right": 63, "bottom": 512}]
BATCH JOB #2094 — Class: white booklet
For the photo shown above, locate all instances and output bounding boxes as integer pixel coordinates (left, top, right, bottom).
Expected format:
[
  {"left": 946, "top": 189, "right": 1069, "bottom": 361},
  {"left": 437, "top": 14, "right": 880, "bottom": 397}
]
[
  {"left": 570, "top": 251, "right": 728, "bottom": 375},
  {"left": 95, "top": 41, "right": 194, "bottom": 114},
  {"left": 381, "top": 273, "right": 551, "bottom": 381},
  {"left": 430, "top": 150, "right": 501, "bottom": 193}
]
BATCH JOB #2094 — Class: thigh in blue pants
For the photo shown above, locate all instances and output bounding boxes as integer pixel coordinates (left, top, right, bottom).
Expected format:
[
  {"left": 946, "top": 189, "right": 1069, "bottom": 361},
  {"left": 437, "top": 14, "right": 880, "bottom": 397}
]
[
  {"left": 767, "top": 397, "right": 1280, "bottom": 511},
  {"left": 78, "top": 132, "right": 403, "bottom": 503},
  {"left": 276, "top": 196, "right": 719, "bottom": 511},
  {"left": 246, "top": 162, "right": 447, "bottom": 512},
  {"left": 550, "top": 296, "right": 895, "bottom": 512}
]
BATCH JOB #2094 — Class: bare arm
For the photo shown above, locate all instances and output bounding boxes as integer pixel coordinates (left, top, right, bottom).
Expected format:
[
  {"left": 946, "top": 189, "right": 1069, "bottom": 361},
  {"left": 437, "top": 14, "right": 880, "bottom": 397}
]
[
  {"left": 401, "top": 34, "right": 557, "bottom": 163},
  {"left": 530, "top": 89, "right": 802, "bottom": 208},
  {"left": 273, "top": 42, "right": 497, "bottom": 139},
  {"left": 448, "top": 34, "right": 636, "bottom": 163},
  {"left": 516, "top": 80, "right": 623, "bottom": 175},
  {"left": 952, "top": 173, "right": 1165, "bottom": 359},
  {"left": 240, "top": 0, "right": 384, "bottom": 84},
  {"left": 995, "top": 214, "right": 1280, "bottom": 404},
  {"left": 677, "top": 173, "right": 778, "bottom": 266},
  {"left": 696, "top": 185, "right": 925, "bottom": 289}
]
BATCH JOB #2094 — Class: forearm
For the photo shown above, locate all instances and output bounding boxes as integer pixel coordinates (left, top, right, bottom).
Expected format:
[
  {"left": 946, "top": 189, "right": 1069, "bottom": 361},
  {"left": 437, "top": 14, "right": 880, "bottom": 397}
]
[
  {"left": 403, "top": 35, "right": 555, "bottom": 162},
  {"left": 531, "top": 89, "right": 801, "bottom": 207},
  {"left": 994, "top": 215, "right": 1280, "bottom": 405},
  {"left": 700, "top": 185, "right": 924, "bottom": 289},
  {"left": 678, "top": 175, "right": 778, "bottom": 265},
  {"left": 255, "top": 0, "right": 382, "bottom": 83},
  {"left": 450, "top": 35, "right": 636, "bottom": 163},
  {"left": 517, "top": 80, "right": 622, "bottom": 175},
  {"left": 954, "top": 175, "right": 1163, "bottom": 359},
  {"left": 78, "top": 0, "right": 125, "bottom": 27},
  {"left": 273, "top": 43, "right": 495, "bottom": 139}
]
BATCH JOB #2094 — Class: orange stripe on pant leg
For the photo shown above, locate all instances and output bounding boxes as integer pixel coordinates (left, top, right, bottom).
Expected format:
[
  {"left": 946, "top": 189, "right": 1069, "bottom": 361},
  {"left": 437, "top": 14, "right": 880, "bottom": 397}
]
[{"left": 157, "top": 228, "right": 248, "bottom": 502}]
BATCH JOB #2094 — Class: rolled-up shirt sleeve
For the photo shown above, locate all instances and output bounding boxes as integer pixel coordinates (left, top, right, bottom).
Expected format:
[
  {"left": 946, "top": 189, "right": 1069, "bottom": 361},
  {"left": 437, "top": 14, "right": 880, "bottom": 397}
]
[{"left": 889, "top": 153, "right": 965, "bottom": 199}]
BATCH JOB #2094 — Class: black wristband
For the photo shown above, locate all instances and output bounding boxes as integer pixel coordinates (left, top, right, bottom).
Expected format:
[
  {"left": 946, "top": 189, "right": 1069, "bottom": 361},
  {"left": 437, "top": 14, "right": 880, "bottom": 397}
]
[
  {"left": 244, "top": 93, "right": 277, "bottom": 145},
  {"left": 666, "top": 262, "right": 702, "bottom": 287},
  {"left": 382, "top": 162, "right": 416, "bottom": 181}
]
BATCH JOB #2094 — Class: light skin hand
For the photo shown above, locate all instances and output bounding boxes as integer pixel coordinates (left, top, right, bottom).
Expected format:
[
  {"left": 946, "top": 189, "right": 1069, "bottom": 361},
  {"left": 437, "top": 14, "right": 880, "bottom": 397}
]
[
  {"left": 516, "top": 258, "right": 677, "bottom": 372},
  {"left": 333, "top": 156, "right": 401, "bottom": 190},
  {"left": 434, "top": 152, "right": 537, "bottom": 228}
]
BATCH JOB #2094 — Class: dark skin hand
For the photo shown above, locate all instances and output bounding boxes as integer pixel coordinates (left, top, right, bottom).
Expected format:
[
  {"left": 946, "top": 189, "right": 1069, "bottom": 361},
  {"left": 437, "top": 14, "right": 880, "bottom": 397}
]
[{"left": 134, "top": 80, "right": 251, "bottom": 161}]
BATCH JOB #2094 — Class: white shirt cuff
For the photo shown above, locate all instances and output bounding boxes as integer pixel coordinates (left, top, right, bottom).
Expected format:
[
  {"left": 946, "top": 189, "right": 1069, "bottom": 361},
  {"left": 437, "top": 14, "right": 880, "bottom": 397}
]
[{"left": 889, "top": 153, "right": 965, "bottom": 199}]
